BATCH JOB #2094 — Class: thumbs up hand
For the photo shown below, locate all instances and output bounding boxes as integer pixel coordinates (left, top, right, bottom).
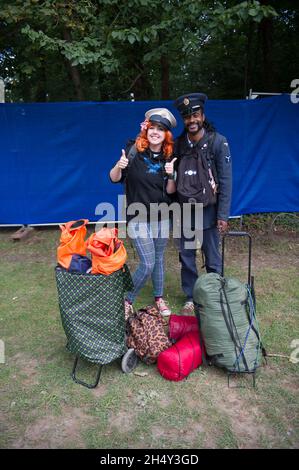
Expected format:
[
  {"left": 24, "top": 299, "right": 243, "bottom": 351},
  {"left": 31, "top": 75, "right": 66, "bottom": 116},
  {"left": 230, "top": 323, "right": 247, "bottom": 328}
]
[
  {"left": 117, "top": 149, "right": 129, "bottom": 169},
  {"left": 164, "top": 157, "right": 177, "bottom": 175}
]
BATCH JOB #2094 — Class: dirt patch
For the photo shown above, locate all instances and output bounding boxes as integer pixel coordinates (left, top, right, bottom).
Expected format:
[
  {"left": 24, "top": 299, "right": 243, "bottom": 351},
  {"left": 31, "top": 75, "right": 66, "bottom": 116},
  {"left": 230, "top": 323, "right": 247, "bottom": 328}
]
[
  {"left": 158, "top": 394, "right": 174, "bottom": 409},
  {"left": 91, "top": 383, "right": 109, "bottom": 398},
  {"left": 280, "top": 378, "right": 299, "bottom": 394},
  {"left": 150, "top": 425, "right": 180, "bottom": 442},
  {"left": 109, "top": 409, "right": 136, "bottom": 434},
  {"left": 10, "top": 407, "right": 96, "bottom": 449},
  {"left": 150, "top": 421, "right": 208, "bottom": 448},
  {"left": 225, "top": 250, "right": 299, "bottom": 272},
  {"left": 177, "top": 368, "right": 283, "bottom": 449},
  {"left": 10, "top": 353, "right": 41, "bottom": 386},
  {"left": 213, "top": 387, "right": 278, "bottom": 448}
]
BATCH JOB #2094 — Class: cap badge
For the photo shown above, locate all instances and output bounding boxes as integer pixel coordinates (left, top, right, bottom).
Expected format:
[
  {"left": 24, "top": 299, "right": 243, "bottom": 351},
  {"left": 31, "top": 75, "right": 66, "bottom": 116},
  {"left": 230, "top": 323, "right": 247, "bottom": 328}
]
[{"left": 183, "top": 98, "right": 190, "bottom": 106}]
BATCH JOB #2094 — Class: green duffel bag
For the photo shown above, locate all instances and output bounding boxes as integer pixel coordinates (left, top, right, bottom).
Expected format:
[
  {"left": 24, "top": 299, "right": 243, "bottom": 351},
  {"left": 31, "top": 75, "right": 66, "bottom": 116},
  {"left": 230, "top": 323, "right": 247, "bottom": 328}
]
[{"left": 193, "top": 272, "right": 263, "bottom": 373}]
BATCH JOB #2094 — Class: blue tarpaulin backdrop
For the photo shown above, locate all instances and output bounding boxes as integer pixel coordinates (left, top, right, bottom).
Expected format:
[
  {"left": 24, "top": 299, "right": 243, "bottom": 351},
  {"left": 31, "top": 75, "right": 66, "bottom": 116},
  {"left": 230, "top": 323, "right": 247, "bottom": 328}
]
[{"left": 0, "top": 94, "right": 298, "bottom": 225}]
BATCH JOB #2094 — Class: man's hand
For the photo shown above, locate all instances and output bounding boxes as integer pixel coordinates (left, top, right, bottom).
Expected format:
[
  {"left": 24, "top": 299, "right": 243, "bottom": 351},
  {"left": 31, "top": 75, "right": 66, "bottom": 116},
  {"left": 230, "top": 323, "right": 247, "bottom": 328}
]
[{"left": 217, "top": 220, "right": 228, "bottom": 234}]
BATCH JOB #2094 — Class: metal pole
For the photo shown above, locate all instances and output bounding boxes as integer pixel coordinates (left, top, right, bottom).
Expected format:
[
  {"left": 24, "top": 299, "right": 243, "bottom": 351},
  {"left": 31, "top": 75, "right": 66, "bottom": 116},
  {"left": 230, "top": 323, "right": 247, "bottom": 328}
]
[{"left": 249, "top": 91, "right": 282, "bottom": 96}]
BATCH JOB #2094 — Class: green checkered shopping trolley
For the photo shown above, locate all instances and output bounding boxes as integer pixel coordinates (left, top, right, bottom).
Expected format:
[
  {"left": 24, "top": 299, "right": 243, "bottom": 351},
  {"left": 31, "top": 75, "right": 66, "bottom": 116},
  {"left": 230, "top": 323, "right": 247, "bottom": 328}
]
[{"left": 55, "top": 264, "right": 137, "bottom": 388}]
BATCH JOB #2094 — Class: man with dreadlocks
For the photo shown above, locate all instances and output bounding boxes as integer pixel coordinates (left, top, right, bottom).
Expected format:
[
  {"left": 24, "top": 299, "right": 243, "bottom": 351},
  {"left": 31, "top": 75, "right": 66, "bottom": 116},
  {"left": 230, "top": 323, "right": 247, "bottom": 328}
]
[{"left": 173, "top": 93, "right": 232, "bottom": 315}]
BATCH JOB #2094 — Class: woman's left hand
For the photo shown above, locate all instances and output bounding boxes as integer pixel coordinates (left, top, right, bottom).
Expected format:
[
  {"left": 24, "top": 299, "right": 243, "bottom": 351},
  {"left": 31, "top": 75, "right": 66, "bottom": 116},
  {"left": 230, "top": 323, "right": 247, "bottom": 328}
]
[{"left": 164, "top": 157, "right": 177, "bottom": 175}]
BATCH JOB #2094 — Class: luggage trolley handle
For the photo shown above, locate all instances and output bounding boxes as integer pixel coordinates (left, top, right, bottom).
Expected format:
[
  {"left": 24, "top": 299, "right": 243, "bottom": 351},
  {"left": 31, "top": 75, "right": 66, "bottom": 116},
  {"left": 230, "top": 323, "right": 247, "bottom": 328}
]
[{"left": 221, "top": 231, "right": 252, "bottom": 287}]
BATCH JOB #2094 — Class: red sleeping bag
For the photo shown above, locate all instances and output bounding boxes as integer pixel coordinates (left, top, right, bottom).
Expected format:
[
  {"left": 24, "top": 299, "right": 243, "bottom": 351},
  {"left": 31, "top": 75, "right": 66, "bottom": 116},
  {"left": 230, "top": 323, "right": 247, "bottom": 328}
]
[
  {"left": 168, "top": 314, "right": 199, "bottom": 340},
  {"left": 157, "top": 331, "right": 203, "bottom": 382}
]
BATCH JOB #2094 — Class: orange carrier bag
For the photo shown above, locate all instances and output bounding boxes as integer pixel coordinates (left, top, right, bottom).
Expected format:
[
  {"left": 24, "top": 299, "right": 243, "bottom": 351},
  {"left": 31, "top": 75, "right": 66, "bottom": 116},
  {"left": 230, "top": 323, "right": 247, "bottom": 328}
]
[
  {"left": 86, "top": 227, "right": 127, "bottom": 275},
  {"left": 57, "top": 219, "right": 89, "bottom": 269}
]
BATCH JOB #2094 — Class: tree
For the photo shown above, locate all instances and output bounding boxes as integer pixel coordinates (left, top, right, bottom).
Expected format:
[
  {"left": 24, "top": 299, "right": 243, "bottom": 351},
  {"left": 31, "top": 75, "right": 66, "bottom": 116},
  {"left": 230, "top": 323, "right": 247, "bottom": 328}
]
[{"left": 2, "top": 0, "right": 293, "bottom": 102}]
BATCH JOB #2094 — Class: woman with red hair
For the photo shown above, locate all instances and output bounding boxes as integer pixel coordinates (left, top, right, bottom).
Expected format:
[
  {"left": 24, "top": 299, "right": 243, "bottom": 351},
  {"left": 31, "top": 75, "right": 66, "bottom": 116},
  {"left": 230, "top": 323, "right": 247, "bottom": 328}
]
[{"left": 110, "top": 108, "right": 177, "bottom": 319}]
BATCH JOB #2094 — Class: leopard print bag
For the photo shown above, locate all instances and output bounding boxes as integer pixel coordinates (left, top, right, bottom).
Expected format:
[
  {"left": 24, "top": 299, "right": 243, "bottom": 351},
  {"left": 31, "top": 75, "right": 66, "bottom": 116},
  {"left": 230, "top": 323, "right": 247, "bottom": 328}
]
[{"left": 126, "top": 305, "right": 172, "bottom": 364}]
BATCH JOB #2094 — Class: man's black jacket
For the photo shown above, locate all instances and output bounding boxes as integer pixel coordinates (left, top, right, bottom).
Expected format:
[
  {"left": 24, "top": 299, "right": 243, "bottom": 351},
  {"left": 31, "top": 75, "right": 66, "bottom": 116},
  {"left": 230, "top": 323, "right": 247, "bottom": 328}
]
[{"left": 173, "top": 131, "right": 232, "bottom": 229}]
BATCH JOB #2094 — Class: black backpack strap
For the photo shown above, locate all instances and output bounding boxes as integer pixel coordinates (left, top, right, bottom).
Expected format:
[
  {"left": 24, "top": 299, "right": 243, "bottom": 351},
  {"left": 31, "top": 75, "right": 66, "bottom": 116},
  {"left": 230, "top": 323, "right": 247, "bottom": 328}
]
[
  {"left": 126, "top": 142, "right": 138, "bottom": 166},
  {"left": 245, "top": 288, "right": 267, "bottom": 361},
  {"left": 220, "top": 284, "right": 250, "bottom": 372},
  {"left": 173, "top": 134, "right": 187, "bottom": 160},
  {"left": 122, "top": 142, "right": 137, "bottom": 196},
  {"left": 220, "top": 290, "right": 241, "bottom": 356},
  {"left": 205, "top": 131, "right": 218, "bottom": 185}
]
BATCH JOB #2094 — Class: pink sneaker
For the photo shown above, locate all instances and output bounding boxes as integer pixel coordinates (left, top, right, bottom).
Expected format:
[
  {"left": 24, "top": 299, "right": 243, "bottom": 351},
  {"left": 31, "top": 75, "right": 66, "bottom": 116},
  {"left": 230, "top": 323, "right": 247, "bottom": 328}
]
[{"left": 155, "top": 298, "right": 171, "bottom": 317}]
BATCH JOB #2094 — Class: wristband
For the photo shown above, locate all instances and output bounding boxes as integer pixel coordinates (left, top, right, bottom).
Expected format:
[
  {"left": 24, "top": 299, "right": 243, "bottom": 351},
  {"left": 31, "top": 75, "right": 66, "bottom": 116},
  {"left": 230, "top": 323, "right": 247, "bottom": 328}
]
[{"left": 167, "top": 173, "right": 175, "bottom": 180}]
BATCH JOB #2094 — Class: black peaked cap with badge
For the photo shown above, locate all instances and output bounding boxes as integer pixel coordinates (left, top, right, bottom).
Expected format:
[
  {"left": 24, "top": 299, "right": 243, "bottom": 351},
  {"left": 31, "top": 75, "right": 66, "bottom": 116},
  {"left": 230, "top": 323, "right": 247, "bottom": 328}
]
[{"left": 174, "top": 93, "right": 208, "bottom": 117}]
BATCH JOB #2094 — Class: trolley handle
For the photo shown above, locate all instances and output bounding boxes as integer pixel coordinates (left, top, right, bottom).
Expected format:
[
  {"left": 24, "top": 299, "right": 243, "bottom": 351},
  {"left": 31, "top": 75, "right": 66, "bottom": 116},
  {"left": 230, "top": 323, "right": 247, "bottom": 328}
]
[{"left": 221, "top": 231, "right": 252, "bottom": 286}]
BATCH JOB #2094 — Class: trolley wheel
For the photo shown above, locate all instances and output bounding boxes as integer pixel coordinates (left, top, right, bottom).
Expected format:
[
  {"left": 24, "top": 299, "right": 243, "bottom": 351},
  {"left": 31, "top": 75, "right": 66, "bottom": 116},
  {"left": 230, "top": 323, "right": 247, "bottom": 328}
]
[{"left": 121, "top": 348, "right": 139, "bottom": 374}]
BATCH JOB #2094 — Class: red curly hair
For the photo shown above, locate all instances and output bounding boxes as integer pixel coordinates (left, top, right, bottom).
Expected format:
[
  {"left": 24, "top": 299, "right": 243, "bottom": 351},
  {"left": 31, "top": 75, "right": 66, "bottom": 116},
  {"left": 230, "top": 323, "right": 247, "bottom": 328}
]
[{"left": 135, "top": 119, "right": 174, "bottom": 160}]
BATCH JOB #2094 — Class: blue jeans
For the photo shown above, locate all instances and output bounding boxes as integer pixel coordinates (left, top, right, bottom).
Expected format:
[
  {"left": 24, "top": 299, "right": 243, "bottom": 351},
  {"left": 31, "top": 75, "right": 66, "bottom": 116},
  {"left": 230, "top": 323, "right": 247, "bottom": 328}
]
[
  {"left": 179, "top": 226, "right": 221, "bottom": 300},
  {"left": 126, "top": 220, "right": 170, "bottom": 303}
]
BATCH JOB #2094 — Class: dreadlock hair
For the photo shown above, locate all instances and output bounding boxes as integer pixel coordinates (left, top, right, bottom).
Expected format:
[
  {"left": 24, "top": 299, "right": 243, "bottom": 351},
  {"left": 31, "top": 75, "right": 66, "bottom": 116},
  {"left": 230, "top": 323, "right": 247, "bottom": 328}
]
[
  {"left": 203, "top": 118, "right": 216, "bottom": 132},
  {"left": 135, "top": 120, "right": 174, "bottom": 160}
]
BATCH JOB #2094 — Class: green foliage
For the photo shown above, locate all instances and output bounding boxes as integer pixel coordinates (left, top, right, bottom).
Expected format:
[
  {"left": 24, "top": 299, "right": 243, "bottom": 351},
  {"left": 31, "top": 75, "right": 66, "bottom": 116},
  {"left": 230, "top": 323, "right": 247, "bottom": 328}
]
[{"left": 0, "top": 1, "right": 296, "bottom": 101}]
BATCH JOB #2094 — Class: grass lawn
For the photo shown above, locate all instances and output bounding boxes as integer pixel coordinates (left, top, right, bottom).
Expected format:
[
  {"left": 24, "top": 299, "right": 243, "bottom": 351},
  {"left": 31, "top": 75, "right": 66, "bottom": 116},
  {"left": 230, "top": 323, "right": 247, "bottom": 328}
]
[{"left": 0, "top": 221, "right": 298, "bottom": 449}]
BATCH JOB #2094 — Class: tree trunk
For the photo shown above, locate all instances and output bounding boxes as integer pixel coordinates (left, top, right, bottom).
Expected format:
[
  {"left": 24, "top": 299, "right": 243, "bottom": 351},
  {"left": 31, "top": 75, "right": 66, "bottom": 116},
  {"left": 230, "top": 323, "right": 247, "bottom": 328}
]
[
  {"left": 258, "top": 0, "right": 275, "bottom": 92},
  {"left": 133, "top": 65, "right": 153, "bottom": 100},
  {"left": 244, "top": 20, "right": 254, "bottom": 98},
  {"left": 34, "top": 62, "right": 48, "bottom": 102},
  {"left": 63, "top": 28, "right": 85, "bottom": 101}
]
